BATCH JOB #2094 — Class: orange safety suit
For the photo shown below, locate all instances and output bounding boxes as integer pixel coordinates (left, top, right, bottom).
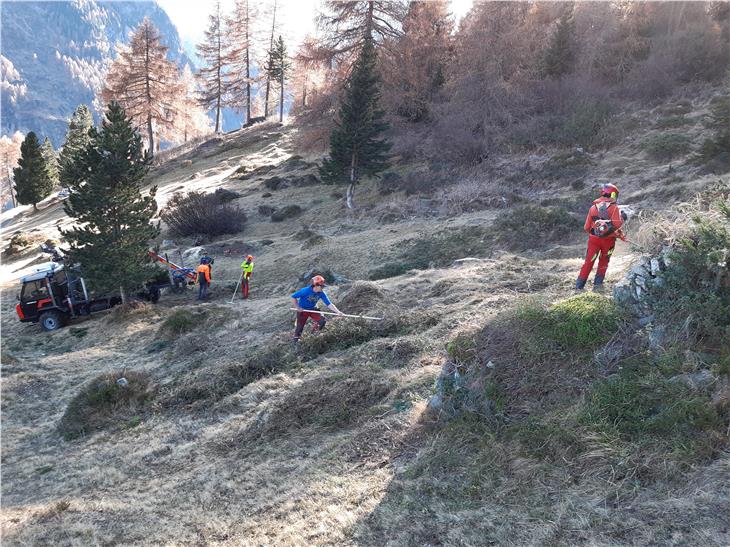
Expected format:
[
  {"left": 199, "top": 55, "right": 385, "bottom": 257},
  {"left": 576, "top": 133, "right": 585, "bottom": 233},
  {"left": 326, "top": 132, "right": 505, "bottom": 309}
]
[{"left": 576, "top": 197, "right": 625, "bottom": 289}]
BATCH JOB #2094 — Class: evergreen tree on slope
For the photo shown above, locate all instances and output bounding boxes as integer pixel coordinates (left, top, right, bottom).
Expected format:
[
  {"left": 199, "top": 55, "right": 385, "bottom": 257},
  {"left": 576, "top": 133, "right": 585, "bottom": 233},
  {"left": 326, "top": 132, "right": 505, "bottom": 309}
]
[
  {"left": 41, "top": 137, "right": 59, "bottom": 187},
  {"left": 59, "top": 105, "right": 94, "bottom": 189},
  {"left": 320, "top": 35, "right": 391, "bottom": 209},
  {"left": 13, "top": 132, "right": 54, "bottom": 211},
  {"left": 62, "top": 102, "right": 159, "bottom": 304}
]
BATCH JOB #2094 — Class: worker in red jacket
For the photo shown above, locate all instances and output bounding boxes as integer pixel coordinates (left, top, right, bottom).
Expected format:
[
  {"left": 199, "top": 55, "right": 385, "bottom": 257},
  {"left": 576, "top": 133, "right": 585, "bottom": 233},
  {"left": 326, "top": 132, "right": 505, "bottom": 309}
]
[{"left": 576, "top": 183, "right": 626, "bottom": 291}]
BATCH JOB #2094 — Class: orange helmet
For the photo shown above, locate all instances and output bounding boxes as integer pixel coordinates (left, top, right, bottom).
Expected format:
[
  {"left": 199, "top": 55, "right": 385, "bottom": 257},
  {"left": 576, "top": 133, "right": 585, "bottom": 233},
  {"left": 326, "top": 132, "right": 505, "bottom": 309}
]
[
  {"left": 311, "top": 275, "right": 326, "bottom": 287},
  {"left": 600, "top": 183, "right": 619, "bottom": 199},
  {"left": 247, "top": 255, "right": 253, "bottom": 261}
]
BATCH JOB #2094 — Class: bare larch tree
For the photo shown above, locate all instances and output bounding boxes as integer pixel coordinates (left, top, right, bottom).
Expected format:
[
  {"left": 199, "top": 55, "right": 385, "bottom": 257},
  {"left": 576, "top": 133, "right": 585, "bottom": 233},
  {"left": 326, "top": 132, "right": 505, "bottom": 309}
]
[{"left": 102, "top": 17, "right": 181, "bottom": 155}]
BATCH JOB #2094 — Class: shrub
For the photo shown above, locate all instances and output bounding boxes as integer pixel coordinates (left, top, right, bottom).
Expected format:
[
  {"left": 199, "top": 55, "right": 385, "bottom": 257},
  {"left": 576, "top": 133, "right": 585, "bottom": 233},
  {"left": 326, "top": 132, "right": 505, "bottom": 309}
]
[
  {"left": 261, "top": 370, "right": 392, "bottom": 435},
  {"left": 271, "top": 205, "right": 302, "bottom": 222},
  {"left": 642, "top": 133, "right": 692, "bottom": 161},
  {"left": 492, "top": 205, "right": 580, "bottom": 250},
  {"left": 213, "top": 188, "right": 241, "bottom": 202},
  {"left": 655, "top": 115, "right": 693, "bottom": 129},
  {"left": 369, "top": 262, "right": 416, "bottom": 280},
  {"left": 58, "top": 371, "right": 153, "bottom": 440},
  {"left": 559, "top": 98, "right": 614, "bottom": 149},
  {"left": 258, "top": 205, "right": 276, "bottom": 216},
  {"left": 161, "top": 192, "right": 246, "bottom": 237},
  {"left": 695, "top": 96, "right": 730, "bottom": 172},
  {"left": 159, "top": 309, "right": 199, "bottom": 337},
  {"left": 162, "top": 343, "right": 296, "bottom": 408},
  {"left": 582, "top": 371, "right": 721, "bottom": 440},
  {"left": 516, "top": 293, "right": 622, "bottom": 356},
  {"left": 648, "top": 198, "right": 730, "bottom": 344}
]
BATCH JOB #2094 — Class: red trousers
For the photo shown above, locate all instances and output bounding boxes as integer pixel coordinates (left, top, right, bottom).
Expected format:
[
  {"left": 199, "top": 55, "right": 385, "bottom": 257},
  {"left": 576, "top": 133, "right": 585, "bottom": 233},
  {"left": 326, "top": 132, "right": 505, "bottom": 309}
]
[
  {"left": 241, "top": 275, "right": 251, "bottom": 298},
  {"left": 294, "top": 311, "right": 326, "bottom": 339},
  {"left": 578, "top": 236, "right": 616, "bottom": 283}
]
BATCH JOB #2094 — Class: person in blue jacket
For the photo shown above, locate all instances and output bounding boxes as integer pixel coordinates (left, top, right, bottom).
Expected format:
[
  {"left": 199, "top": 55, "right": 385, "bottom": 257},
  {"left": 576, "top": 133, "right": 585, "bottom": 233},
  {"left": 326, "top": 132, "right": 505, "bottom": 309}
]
[{"left": 291, "top": 275, "right": 343, "bottom": 342}]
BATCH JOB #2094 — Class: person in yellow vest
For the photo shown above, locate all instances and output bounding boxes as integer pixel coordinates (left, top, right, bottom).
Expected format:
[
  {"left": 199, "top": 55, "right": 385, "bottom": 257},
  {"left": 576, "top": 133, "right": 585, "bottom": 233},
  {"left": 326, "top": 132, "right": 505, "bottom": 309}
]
[{"left": 240, "top": 254, "right": 254, "bottom": 298}]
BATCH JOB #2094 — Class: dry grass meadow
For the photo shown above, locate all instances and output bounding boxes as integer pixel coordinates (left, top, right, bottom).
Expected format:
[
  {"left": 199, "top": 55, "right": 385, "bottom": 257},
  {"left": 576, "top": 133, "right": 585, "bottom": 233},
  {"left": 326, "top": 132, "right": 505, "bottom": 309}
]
[{"left": 1, "top": 114, "right": 728, "bottom": 545}]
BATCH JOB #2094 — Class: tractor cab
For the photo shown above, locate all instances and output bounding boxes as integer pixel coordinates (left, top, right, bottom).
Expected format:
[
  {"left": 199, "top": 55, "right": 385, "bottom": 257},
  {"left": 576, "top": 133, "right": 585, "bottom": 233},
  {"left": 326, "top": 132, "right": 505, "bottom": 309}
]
[{"left": 15, "top": 260, "right": 107, "bottom": 331}]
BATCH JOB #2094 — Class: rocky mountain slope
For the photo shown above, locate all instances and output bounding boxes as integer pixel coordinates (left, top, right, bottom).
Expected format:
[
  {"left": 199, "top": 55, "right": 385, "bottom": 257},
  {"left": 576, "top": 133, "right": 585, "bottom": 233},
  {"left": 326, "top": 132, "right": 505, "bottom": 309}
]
[
  {"left": 0, "top": 95, "right": 728, "bottom": 545},
  {"left": 1, "top": 1, "right": 190, "bottom": 146}
]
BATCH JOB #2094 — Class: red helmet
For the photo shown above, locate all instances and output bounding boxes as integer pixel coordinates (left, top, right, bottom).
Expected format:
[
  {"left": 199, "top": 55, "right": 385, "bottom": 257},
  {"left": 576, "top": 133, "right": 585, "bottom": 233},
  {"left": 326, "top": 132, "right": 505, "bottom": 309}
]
[
  {"left": 311, "top": 275, "right": 326, "bottom": 287},
  {"left": 600, "top": 183, "right": 619, "bottom": 199},
  {"left": 247, "top": 255, "right": 253, "bottom": 261}
]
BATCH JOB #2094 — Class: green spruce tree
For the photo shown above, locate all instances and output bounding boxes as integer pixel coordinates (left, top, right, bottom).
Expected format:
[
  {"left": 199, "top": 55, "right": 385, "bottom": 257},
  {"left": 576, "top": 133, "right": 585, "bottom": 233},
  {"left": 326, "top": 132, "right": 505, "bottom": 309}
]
[
  {"left": 41, "top": 137, "right": 59, "bottom": 187},
  {"left": 320, "top": 35, "right": 391, "bottom": 209},
  {"left": 13, "top": 132, "right": 54, "bottom": 211},
  {"left": 62, "top": 102, "right": 159, "bottom": 304},
  {"left": 541, "top": 10, "right": 576, "bottom": 79},
  {"left": 264, "top": 35, "right": 291, "bottom": 123},
  {"left": 59, "top": 105, "right": 94, "bottom": 189}
]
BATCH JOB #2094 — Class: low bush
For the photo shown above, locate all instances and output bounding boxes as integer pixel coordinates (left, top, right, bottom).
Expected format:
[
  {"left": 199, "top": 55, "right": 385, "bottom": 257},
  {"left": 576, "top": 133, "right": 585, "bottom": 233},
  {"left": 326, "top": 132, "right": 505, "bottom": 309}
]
[
  {"left": 648, "top": 195, "right": 730, "bottom": 344},
  {"left": 580, "top": 361, "right": 726, "bottom": 472},
  {"left": 695, "top": 96, "right": 730, "bottom": 172},
  {"left": 642, "top": 133, "right": 692, "bottom": 161},
  {"left": 213, "top": 188, "right": 241, "bottom": 202},
  {"left": 259, "top": 369, "right": 392, "bottom": 435},
  {"left": 258, "top": 205, "right": 276, "bottom": 216},
  {"left": 491, "top": 205, "right": 580, "bottom": 250},
  {"left": 162, "top": 343, "right": 296, "bottom": 409},
  {"left": 58, "top": 371, "right": 153, "bottom": 440},
  {"left": 161, "top": 192, "right": 246, "bottom": 237},
  {"left": 655, "top": 115, "right": 693, "bottom": 129},
  {"left": 271, "top": 205, "right": 302, "bottom": 222},
  {"left": 159, "top": 309, "right": 199, "bottom": 337},
  {"left": 516, "top": 293, "right": 622, "bottom": 357}
]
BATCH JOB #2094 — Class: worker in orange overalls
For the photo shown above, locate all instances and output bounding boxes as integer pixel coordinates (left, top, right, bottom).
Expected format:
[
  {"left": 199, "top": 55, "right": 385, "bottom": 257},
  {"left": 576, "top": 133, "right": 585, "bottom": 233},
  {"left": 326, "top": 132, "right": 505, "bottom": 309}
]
[
  {"left": 576, "top": 183, "right": 626, "bottom": 291},
  {"left": 196, "top": 259, "right": 212, "bottom": 300},
  {"left": 240, "top": 255, "right": 254, "bottom": 298}
]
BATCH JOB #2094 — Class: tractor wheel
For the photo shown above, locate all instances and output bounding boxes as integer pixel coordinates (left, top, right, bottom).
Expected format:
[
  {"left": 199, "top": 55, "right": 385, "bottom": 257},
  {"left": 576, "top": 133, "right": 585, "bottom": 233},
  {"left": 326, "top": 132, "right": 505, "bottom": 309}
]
[{"left": 39, "top": 310, "right": 65, "bottom": 332}]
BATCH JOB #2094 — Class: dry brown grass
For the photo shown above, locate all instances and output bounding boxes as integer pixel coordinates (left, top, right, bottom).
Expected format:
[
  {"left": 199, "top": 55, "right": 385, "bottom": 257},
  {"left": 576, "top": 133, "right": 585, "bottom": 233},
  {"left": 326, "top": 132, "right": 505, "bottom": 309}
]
[{"left": 2, "top": 102, "right": 729, "bottom": 546}]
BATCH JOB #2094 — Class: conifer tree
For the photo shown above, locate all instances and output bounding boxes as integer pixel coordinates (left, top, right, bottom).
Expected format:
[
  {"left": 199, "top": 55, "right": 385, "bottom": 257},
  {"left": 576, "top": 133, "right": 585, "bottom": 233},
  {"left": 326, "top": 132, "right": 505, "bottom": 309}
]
[
  {"left": 320, "top": 35, "right": 391, "bottom": 209},
  {"left": 263, "top": 0, "right": 278, "bottom": 118},
  {"left": 62, "top": 102, "right": 159, "bottom": 305},
  {"left": 41, "top": 137, "right": 59, "bottom": 187},
  {"left": 226, "top": 0, "right": 257, "bottom": 126},
  {"left": 265, "top": 35, "right": 291, "bottom": 123},
  {"left": 13, "top": 132, "right": 54, "bottom": 211},
  {"left": 197, "top": 2, "right": 228, "bottom": 133},
  {"left": 59, "top": 105, "right": 94, "bottom": 189},
  {"left": 317, "top": 0, "right": 407, "bottom": 64},
  {"left": 385, "top": 0, "right": 452, "bottom": 121},
  {"left": 102, "top": 17, "right": 182, "bottom": 155},
  {"left": 542, "top": 10, "right": 576, "bottom": 79}
]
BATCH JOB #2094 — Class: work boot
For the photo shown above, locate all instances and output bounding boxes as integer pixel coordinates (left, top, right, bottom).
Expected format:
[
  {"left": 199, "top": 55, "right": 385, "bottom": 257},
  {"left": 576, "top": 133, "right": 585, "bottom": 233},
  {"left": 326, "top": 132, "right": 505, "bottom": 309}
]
[
  {"left": 593, "top": 275, "right": 605, "bottom": 292},
  {"left": 575, "top": 278, "right": 587, "bottom": 291}
]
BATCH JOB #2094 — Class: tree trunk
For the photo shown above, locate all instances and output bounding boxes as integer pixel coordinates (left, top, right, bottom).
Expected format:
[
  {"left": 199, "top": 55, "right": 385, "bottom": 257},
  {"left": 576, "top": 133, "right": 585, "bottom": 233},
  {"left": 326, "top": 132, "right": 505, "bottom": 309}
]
[
  {"left": 279, "top": 71, "right": 284, "bottom": 122},
  {"left": 215, "top": 18, "right": 222, "bottom": 134},
  {"left": 120, "top": 284, "right": 127, "bottom": 306},
  {"left": 144, "top": 26, "right": 154, "bottom": 156},
  {"left": 33, "top": 202, "right": 38, "bottom": 212},
  {"left": 347, "top": 152, "right": 357, "bottom": 209},
  {"left": 264, "top": 0, "right": 277, "bottom": 118},
  {"left": 244, "top": 0, "right": 251, "bottom": 127},
  {"left": 147, "top": 114, "right": 154, "bottom": 156}
]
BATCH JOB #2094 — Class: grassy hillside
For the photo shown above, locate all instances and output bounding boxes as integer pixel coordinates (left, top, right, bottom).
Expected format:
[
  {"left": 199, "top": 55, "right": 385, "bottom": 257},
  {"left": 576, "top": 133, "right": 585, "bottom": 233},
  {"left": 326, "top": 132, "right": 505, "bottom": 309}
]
[{"left": 1, "top": 95, "right": 728, "bottom": 545}]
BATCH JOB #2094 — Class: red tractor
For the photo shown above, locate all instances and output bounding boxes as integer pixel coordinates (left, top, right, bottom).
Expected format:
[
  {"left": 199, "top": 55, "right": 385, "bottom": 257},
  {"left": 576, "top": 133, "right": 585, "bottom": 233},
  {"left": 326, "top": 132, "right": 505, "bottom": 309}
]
[
  {"left": 16, "top": 262, "right": 123, "bottom": 331},
  {"left": 15, "top": 247, "right": 193, "bottom": 332}
]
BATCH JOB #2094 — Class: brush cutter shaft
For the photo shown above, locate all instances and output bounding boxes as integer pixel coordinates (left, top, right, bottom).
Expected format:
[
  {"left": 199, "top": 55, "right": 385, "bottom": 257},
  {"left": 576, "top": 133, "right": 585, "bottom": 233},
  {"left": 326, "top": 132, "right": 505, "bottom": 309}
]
[{"left": 289, "top": 308, "right": 383, "bottom": 320}]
